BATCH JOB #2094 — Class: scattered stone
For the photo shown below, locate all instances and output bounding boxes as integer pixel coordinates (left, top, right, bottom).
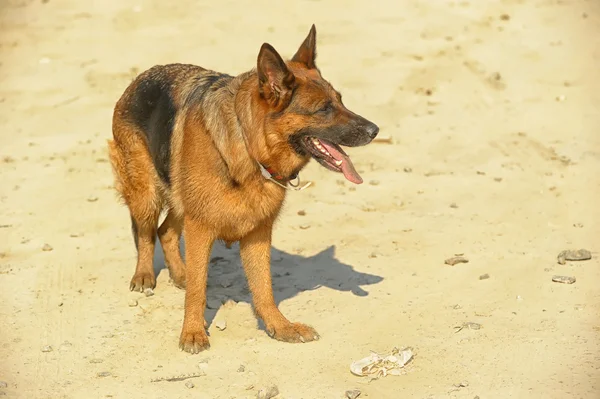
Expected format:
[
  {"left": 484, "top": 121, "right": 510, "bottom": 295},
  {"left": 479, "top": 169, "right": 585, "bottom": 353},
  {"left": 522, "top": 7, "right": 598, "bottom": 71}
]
[
  {"left": 96, "top": 372, "right": 111, "bottom": 378},
  {"left": 368, "top": 252, "right": 378, "bottom": 259},
  {"left": 69, "top": 233, "right": 83, "bottom": 238},
  {"left": 445, "top": 256, "right": 469, "bottom": 266},
  {"left": 345, "top": 389, "right": 361, "bottom": 399},
  {"left": 215, "top": 320, "right": 227, "bottom": 331},
  {"left": 0, "top": 224, "right": 12, "bottom": 228},
  {"left": 237, "top": 364, "right": 246, "bottom": 373},
  {"left": 143, "top": 288, "right": 154, "bottom": 297},
  {"left": 297, "top": 210, "right": 306, "bottom": 216},
  {"left": 41, "top": 345, "right": 53, "bottom": 352},
  {"left": 219, "top": 279, "right": 232, "bottom": 288},
  {"left": 493, "top": 177, "right": 503, "bottom": 182},
  {"left": 454, "top": 381, "right": 469, "bottom": 388},
  {"left": 42, "top": 244, "right": 53, "bottom": 252},
  {"left": 516, "top": 295, "right": 523, "bottom": 301},
  {"left": 128, "top": 299, "right": 138, "bottom": 307},
  {"left": 450, "top": 202, "right": 458, "bottom": 209},
  {"left": 499, "top": 14, "right": 510, "bottom": 21},
  {"left": 299, "top": 224, "right": 311, "bottom": 230},
  {"left": 151, "top": 372, "right": 205, "bottom": 383},
  {"left": 557, "top": 249, "right": 592, "bottom": 265},
  {"left": 256, "top": 385, "right": 279, "bottom": 399},
  {"left": 369, "top": 180, "right": 380, "bottom": 186},
  {"left": 454, "top": 322, "right": 482, "bottom": 333},
  {"left": 573, "top": 223, "right": 584, "bottom": 228},
  {"left": 87, "top": 196, "right": 98, "bottom": 202},
  {"left": 479, "top": 273, "right": 490, "bottom": 280},
  {"left": 403, "top": 167, "right": 412, "bottom": 173},
  {"left": 185, "top": 381, "right": 195, "bottom": 389},
  {"left": 0, "top": 382, "right": 7, "bottom": 389},
  {"left": 89, "top": 358, "right": 104, "bottom": 364},
  {"left": 552, "top": 275, "right": 576, "bottom": 284},
  {"left": 373, "top": 136, "right": 393, "bottom": 144}
]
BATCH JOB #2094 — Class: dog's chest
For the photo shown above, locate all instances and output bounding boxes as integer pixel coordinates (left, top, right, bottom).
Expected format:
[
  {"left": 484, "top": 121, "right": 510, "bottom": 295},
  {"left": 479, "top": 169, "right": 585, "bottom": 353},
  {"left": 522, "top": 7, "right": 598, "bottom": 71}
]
[{"left": 209, "top": 182, "right": 286, "bottom": 240}]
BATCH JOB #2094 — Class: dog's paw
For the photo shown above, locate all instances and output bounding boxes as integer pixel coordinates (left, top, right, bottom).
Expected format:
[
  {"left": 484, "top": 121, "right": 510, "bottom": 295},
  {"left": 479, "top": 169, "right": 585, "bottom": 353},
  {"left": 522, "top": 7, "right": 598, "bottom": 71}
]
[
  {"left": 169, "top": 274, "right": 186, "bottom": 290},
  {"left": 129, "top": 272, "right": 156, "bottom": 292},
  {"left": 267, "top": 322, "right": 320, "bottom": 343},
  {"left": 179, "top": 329, "right": 210, "bottom": 354}
]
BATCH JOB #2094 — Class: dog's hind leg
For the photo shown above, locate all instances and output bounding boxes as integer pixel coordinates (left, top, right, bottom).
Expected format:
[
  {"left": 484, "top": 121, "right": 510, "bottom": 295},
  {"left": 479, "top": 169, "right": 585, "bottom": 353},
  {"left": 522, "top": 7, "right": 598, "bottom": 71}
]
[
  {"left": 158, "top": 210, "right": 186, "bottom": 289},
  {"left": 108, "top": 124, "right": 162, "bottom": 292}
]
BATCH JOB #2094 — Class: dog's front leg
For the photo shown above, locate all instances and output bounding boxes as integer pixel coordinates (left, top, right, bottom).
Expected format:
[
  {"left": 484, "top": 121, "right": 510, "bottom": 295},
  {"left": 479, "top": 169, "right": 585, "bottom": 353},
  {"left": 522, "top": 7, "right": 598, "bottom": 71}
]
[
  {"left": 240, "top": 222, "right": 320, "bottom": 343},
  {"left": 179, "top": 215, "right": 214, "bottom": 354}
]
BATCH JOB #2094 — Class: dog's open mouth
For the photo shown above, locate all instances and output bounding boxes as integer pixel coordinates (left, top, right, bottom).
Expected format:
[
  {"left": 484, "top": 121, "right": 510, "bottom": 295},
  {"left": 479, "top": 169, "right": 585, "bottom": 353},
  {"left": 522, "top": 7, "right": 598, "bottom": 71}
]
[{"left": 303, "top": 137, "right": 363, "bottom": 184}]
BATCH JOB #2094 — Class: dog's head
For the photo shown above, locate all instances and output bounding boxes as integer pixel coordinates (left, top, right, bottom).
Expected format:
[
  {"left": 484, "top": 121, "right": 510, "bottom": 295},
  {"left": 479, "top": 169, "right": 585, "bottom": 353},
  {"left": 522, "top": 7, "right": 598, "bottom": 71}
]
[{"left": 255, "top": 25, "right": 379, "bottom": 184}]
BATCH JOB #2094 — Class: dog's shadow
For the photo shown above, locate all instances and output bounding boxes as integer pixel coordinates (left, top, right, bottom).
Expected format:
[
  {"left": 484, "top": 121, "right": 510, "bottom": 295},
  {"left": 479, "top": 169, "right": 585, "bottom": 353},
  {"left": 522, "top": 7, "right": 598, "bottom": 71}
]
[{"left": 152, "top": 238, "right": 383, "bottom": 326}]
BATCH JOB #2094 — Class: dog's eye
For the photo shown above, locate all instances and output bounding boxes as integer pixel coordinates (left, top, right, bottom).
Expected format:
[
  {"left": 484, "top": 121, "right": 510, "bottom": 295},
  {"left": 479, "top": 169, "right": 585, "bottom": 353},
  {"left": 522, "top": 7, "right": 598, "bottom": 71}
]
[{"left": 316, "top": 102, "right": 333, "bottom": 114}]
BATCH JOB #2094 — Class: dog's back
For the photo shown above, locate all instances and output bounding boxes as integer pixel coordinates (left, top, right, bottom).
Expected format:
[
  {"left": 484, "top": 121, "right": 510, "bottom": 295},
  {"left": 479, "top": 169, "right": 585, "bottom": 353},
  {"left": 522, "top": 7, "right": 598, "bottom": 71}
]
[{"left": 112, "top": 64, "right": 232, "bottom": 186}]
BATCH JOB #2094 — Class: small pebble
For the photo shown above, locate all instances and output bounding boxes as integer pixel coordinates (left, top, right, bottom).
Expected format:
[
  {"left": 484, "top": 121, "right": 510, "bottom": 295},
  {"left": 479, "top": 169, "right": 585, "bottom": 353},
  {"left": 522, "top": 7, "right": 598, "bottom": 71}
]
[
  {"left": 499, "top": 14, "right": 510, "bottom": 21},
  {"left": 41, "top": 345, "right": 53, "bottom": 352},
  {"left": 516, "top": 295, "right": 523, "bottom": 301},
  {"left": 257, "top": 385, "right": 279, "bottom": 399},
  {"left": 373, "top": 136, "right": 393, "bottom": 144},
  {"left": 479, "top": 273, "right": 490, "bottom": 280},
  {"left": 96, "top": 372, "right": 111, "bottom": 378},
  {"left": 450, "top": 202, "right": 458, "bottom": 209},
  {"left": 403, "top": 167, "right": 413, "bottom": 173},
  {"left": 143, "top": 288, "right": 154, "bottom": 297},
  {"left": 215, "top": 320, "right": 227, "bottom": 331},
  {"left": 299, "top": 224, "right": 311, "bottom": 230},
  {"left": 345, "top": 389, "right": 361, "bottom": 399},
  {"left": 369, "top": 180, "right": 380, "bottom": 186},
  {"left": 0, "top": 382, "right": 7, "bottom": 388},
  {"left": 89, "top": 358, "right": 104, "bottom": 364},
  {"left": 297, "top": 210, "right": 306, "bottom": 216},
  {"left": 185, "top": 381, "right": 195, "bottom": 389},
  {"left": 552, "top": 275, "right": 576, "bottom": 284},
  {"left": 128, "top": 299, "right": 138, "bottom": 307},
  {"left": 557, "top": 249, "right": 592, "bottom": 264},
  {"left": 237, "top": 365, "right": 246, "bottom": 372},
  {"left": 42, "top": 244, "right": 53, "bottom": 252},
  {"left": 454, "top": 381, "right": 469, "bottom": 388},
  {"left": 87, "top": 196, "right": 98, "bottom": 202},
  {"left": 493, "top": 177, "right": 503, "bottom": 182},
  {"left": 445, "top": 256, "right": 469, "bottom": 266}
]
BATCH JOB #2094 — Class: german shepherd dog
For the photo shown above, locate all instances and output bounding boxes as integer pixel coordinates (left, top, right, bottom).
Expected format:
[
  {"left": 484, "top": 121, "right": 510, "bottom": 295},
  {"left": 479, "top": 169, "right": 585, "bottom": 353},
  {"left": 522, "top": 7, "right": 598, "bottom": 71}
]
[{"left": 108, "top": 25, "right": 379, "bottom": 353}]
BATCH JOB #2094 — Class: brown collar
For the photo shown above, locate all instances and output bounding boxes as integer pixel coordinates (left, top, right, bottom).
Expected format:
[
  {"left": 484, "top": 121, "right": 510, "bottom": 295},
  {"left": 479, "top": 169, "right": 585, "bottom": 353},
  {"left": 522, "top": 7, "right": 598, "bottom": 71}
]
[
  {"left": 258, "top": 163, "right": 310, "bottom": 191},
  {"left": 261, "top": 164, "right": 297, "bottom": 183}
]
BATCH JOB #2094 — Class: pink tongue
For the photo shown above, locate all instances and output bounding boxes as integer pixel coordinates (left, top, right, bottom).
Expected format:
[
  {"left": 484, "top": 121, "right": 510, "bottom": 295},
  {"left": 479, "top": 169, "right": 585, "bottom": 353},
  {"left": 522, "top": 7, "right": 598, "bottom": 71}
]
[{"left": 319, "top": 141, "right": 363, "bottom": 184}]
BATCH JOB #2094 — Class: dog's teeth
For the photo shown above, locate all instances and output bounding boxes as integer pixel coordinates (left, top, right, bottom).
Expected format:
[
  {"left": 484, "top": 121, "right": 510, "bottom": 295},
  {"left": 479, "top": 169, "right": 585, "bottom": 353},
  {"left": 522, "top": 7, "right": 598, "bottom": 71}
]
[{"left": 335, "top": 159, "right": 343, "bottom": 166}]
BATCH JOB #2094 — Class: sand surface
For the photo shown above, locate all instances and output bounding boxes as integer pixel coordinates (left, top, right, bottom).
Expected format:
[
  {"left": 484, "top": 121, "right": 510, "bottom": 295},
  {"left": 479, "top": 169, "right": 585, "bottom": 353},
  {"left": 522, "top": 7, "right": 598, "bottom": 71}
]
[{"left": 1, "top": 0, "right": 599, "bottom": 398}]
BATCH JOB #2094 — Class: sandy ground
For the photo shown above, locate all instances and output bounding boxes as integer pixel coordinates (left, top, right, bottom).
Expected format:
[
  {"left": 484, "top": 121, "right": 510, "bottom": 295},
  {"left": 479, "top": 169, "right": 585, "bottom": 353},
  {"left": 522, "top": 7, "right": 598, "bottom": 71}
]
[{"left": 1, "top": 0, "right": 599, "bottom": 398}]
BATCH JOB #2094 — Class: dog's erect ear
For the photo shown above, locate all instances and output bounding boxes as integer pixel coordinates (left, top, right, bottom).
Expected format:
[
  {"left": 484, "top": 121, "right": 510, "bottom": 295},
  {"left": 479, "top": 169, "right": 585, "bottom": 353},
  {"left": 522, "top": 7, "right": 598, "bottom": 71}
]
[
  {"left": 257, "top": 43, "right": 296, "bottom": 106},
  {"left": 291, "top": 24, "right": 317, "bottom": 69}
]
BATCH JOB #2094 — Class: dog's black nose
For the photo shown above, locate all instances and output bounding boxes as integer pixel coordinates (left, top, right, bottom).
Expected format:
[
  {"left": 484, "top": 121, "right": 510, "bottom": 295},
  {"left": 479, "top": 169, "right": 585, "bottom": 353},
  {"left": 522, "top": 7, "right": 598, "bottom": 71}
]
[{"left": 365, "top": 122, "right": 379, "bottom": 139}]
